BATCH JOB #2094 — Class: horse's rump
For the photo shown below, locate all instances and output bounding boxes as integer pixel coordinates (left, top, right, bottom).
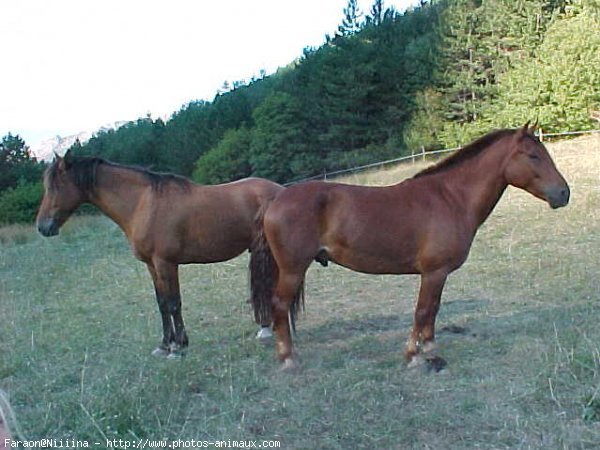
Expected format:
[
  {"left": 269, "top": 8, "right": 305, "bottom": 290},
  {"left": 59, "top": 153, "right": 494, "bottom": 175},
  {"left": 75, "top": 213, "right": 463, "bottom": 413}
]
[{"left": 250, "top": 203, "right": 304, "bottom": 330}]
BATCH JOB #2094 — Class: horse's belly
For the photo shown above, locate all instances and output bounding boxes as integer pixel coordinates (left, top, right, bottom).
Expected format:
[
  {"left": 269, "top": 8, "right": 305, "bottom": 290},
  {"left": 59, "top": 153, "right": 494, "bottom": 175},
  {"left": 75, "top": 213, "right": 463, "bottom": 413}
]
[
  {"left": 321, "top": 206, "right": 419, "bottom": 274},
  {"left": 329, "top": 244, "right": 418, "bottom": 275},
  {"left": 179, "top": 236, "right": 249, "bottom": 264}
]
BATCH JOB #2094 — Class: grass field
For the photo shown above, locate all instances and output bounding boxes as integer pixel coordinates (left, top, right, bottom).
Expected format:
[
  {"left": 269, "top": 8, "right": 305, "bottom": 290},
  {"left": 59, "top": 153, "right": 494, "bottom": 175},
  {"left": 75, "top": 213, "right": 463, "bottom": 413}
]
[{"left": 1, "top": 135, "right": 599, "bottom": 449}]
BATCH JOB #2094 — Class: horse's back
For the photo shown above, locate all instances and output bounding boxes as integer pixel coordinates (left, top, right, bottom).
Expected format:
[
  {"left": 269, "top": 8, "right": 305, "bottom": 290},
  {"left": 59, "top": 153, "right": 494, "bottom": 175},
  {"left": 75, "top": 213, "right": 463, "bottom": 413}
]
[
  {"left": 266, "top": 180, "right": 411, "bottom": 232},
  {"left": 265, "top": 181, "right": 340, "bottom": 230},
  {"left": 217, "top": 176, "right": 280, "bottom": 193}
]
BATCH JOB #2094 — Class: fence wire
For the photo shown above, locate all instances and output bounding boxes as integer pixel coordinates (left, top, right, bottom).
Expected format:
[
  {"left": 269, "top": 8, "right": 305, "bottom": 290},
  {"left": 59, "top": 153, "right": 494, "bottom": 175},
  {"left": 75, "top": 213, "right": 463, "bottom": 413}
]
[{"left": 286, "top": 128, "right": 600, "bottom": 185}]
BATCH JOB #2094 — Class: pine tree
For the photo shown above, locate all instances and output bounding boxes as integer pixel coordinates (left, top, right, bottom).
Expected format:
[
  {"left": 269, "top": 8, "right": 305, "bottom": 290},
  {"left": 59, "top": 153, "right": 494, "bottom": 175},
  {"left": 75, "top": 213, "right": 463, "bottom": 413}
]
[
  {"left": 249, "top": 92, "right": 316, "bottom": 182},
  {"left": 368, "top": 0, "right": 385, "bottom": 25},
  {"left": 338, "top": 0, "right": 363, "bottom": 35},
  {"left": 0, "top": 133, "right": 41, "bottom": 192}
]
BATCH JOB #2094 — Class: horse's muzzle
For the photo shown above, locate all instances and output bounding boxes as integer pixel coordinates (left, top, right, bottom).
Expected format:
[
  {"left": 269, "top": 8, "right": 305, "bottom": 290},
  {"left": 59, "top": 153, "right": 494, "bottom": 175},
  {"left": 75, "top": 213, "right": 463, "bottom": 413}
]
[
  {"left": 37, "top": 218, "right": 59, "bottom": 237},
  {"left": 547, "top": 185, "right": 570, "bottom": 209}
]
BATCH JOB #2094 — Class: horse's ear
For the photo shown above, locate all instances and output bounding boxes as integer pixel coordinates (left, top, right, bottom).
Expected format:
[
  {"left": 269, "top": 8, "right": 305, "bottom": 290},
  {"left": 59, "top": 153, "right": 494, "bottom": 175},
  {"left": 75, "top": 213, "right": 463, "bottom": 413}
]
[
  {"left": 517, "top": 121, "right": 531, "bottom": 138},
  {"left": 55, "top": 151, "right": 73, "bottom": 171},
  {"left": 54, "top": 152, "right": 67, "bottom": 171},
  {"left": 63, "top": 149, "right": 73, "bottom": 169}
]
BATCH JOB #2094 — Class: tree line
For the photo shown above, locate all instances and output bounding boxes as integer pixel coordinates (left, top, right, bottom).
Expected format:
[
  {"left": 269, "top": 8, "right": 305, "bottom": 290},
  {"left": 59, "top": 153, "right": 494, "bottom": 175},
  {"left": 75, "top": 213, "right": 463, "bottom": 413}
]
[{"left": 1, "top": 0, "right": 599, "bottom": 223}]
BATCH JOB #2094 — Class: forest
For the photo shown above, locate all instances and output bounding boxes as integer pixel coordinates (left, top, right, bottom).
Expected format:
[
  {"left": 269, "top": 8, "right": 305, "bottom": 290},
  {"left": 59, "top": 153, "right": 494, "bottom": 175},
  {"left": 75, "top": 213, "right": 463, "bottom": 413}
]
[{"left": 1, "top": 0, "right": 599, "bottom": 223}]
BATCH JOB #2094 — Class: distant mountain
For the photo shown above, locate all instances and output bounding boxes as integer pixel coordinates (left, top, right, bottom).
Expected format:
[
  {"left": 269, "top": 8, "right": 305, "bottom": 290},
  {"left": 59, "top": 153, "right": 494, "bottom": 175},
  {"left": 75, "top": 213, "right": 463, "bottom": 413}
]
[
  {"left": 32, "top": 121, "right": 127, "bottom": 161},
  {"left": 33, "top": 132, "right": 92, "bottom": 161}
]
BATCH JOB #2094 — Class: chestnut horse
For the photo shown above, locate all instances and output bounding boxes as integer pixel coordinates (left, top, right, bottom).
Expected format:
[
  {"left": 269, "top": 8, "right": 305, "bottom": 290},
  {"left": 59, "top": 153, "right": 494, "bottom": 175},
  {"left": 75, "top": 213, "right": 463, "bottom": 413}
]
[
  {"left": 250, "top": 125, "right": 570, "bottom": 370},
  {"left": 36, "top": 151, "right": 284, "bottom": 356}
]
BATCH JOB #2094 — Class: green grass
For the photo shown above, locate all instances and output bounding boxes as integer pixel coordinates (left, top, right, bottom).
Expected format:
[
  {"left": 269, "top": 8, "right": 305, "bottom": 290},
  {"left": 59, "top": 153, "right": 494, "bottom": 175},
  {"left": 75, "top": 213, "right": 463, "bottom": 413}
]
[{"left": 1, "top": 135, "right": 599, "bottom": 448}]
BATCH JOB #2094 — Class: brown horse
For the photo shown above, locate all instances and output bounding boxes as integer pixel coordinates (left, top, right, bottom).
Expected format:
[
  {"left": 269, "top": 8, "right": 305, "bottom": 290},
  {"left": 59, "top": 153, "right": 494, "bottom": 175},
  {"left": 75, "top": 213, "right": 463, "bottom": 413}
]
[
  {"left": 36, "top": 151, "right": 284, "bottom": 356},
  {"left": 250, "top": 124, "right": 570, "bottom": 370}
]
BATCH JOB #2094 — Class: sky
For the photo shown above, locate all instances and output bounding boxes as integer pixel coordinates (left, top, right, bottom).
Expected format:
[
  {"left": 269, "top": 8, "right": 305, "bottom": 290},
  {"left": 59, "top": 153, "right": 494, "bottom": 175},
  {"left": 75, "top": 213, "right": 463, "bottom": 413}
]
[{"left": 0, "top": 0, "right": 420, "bottom": 151}]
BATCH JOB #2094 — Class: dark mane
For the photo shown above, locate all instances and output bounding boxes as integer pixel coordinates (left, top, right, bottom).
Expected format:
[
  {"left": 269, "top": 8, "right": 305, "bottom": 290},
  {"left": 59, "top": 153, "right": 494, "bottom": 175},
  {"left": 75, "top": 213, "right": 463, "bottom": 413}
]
[
  {"left": 45, "top": 156, "right": 191, "bottom": 194},
  {"left": 413, "top": 129, "right": 516, "bottom": 179}
]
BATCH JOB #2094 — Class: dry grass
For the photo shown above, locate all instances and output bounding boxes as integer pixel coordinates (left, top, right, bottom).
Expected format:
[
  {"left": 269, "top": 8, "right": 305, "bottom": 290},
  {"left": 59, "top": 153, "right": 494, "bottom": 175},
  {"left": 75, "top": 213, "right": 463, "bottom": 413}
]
[
  {"left": 0, "top": 224, "right": 36, "bottom": 246},
  {"left": 0, "top": 135, "right": 598, "bottom": 449}
]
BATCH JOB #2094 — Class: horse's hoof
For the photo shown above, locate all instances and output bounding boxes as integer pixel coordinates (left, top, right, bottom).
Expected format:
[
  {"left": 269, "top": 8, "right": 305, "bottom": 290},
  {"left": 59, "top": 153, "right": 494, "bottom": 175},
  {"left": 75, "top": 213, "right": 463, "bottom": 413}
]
[
  {"left": 280, "top": 357, "right": 300, "bottom": 373},
  {"left": 166, "top": 342, "right": 186, "bottom": 359},
  {"left": 256, "top": 327, "right": 273, "bottom": 340},
  {"left": 407, "top": 354, "right": 447, "bottom": 373},
  {"left": 407, "top": 354, "right": 425, "bottom": 369},
  {"left": 422, "top": 341, "right": 436, "bottom": 353},
  {"left": 151, "top": 347, "right": 170, "bottom": 357},
  {"left": 404, "top": 347, "right": 418, "bottom": 362}
]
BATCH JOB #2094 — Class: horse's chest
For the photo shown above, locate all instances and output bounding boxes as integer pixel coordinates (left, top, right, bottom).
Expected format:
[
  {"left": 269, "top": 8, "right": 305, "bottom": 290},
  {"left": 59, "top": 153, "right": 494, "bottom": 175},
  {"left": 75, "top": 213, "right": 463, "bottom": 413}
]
[{"left": 130, "top": 240, "right": 152, "bottom": 263}]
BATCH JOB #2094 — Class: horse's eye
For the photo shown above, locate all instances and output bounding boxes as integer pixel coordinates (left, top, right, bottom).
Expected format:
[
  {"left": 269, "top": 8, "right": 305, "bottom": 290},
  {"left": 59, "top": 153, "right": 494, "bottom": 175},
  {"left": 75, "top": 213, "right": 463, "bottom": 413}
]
[{"left": 528, "top": 153, "right": 540, "bottom": 161}]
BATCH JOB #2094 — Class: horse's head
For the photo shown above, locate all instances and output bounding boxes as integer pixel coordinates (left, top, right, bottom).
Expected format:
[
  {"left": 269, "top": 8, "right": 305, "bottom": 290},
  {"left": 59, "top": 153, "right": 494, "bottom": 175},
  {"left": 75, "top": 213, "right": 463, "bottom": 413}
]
[
  {"left": 37, "top": 151, "right": 86, "bottom": 236},
  {"left": 503, "top": 123, "right": 570, "bottom": 209}
]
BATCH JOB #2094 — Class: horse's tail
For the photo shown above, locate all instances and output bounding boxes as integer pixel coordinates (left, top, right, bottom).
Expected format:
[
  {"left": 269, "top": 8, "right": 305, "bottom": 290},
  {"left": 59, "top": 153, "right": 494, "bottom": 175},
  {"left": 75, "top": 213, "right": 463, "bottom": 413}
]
[
  {"left": 249, "top": 203, "right": 277, "bottom": 327},
  {"left": 249, "top": 203, "right": 305, "bottom": 332}
]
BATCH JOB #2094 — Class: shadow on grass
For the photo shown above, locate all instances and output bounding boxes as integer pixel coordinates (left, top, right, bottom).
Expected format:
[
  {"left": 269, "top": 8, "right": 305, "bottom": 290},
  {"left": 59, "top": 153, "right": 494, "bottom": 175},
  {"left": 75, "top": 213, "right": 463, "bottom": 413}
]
[
  {"left": 271, "top": 296, "right": 592, "bottom": 370},
  {"left": 296, "top": 297, "right": 490, "bottom": 343}
]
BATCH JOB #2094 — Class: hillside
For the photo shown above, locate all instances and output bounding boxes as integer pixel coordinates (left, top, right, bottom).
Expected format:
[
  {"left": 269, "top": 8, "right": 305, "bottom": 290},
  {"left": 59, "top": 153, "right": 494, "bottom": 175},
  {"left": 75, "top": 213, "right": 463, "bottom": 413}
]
[{"left": 67, "top": 0, "right": 599, "bottom": 184}]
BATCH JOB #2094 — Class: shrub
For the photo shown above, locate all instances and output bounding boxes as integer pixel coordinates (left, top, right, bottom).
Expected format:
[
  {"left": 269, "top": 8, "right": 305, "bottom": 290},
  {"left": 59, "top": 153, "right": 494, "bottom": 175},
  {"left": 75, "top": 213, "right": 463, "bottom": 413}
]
[
  {"left": 0, "top": 182, "right": 43, "bottom": 225},
  {"left": 193, "top": 127, "right": 252, "bottom": 184}
]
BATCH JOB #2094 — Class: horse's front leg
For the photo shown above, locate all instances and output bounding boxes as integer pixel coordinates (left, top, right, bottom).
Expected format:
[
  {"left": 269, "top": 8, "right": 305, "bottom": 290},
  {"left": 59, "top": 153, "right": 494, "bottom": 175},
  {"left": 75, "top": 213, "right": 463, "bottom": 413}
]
[
  {"left": 147, "top": 263, "right": 173, "bottom": 356},
  {"left": 405, "top": 270, "right": 447, "bottom": 363},
  {"left": 147, "top": 260, "right": 188, "bottom": 357}
]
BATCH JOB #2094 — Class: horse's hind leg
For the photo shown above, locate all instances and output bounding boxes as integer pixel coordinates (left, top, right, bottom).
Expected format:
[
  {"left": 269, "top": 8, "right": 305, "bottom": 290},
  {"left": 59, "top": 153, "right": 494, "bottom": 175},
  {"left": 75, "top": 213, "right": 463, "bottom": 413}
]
[
  {"left": 272, "top": 271, "right": 304, "bottom": 371},
  {"left": 406, "top": 270, "right": 447, "bottom": 362},
  {"left": 148, "top": 260, "right": 189, "bottom": 356}
]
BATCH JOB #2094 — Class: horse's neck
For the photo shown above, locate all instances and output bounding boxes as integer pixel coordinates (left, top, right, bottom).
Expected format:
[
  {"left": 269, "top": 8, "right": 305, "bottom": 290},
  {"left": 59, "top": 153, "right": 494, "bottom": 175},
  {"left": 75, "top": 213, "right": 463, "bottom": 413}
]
[
  {"left": 439, "top": 141, "right": 509, "bottom": 228},
  {"left": 90, "top": 164, "right": 149, "bottom": 235}
]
